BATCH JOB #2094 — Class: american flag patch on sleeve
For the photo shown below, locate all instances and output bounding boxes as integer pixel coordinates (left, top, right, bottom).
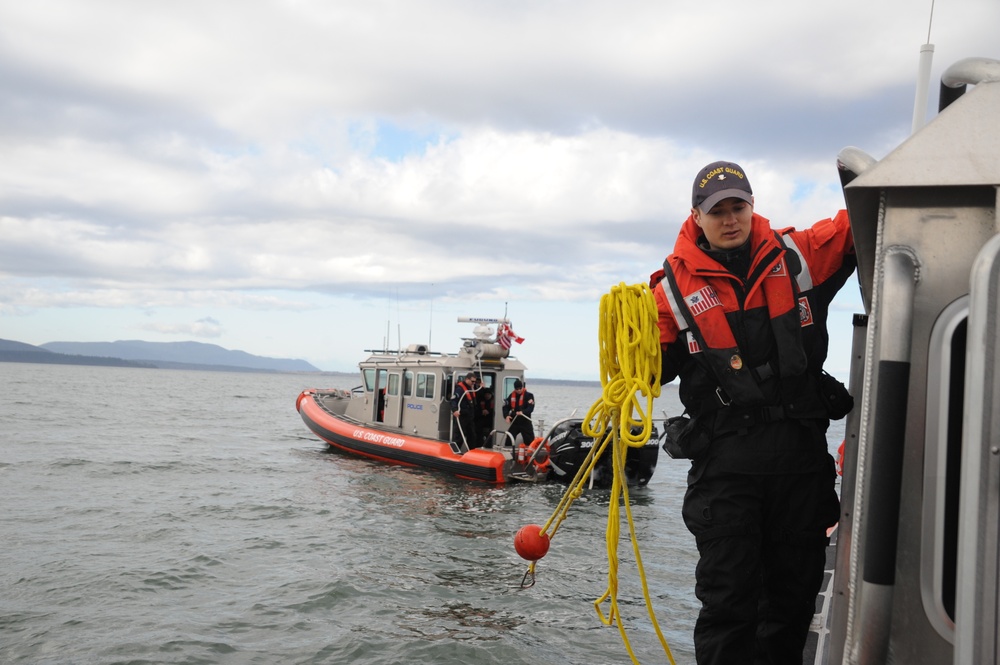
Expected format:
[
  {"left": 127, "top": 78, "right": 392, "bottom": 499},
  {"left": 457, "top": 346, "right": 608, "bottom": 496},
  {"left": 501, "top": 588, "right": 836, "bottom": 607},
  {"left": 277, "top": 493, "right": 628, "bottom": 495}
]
[
  {"left": 687, "top": 331, "right": 702, "bottom": 354},
  {"left": 684, "top": 286, "right": 722, "bottom": 315}
]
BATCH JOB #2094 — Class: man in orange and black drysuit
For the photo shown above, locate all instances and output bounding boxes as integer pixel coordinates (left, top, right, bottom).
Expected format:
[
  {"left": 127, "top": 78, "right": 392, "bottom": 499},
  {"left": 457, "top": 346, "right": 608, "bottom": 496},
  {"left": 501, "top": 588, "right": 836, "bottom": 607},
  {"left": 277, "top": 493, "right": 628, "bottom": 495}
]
[
  {"left": 503, "top": 379, "right": 535, "bottom": 445},
  {"left": 650, "top": 161, "right": 856, "bottom": 664}
]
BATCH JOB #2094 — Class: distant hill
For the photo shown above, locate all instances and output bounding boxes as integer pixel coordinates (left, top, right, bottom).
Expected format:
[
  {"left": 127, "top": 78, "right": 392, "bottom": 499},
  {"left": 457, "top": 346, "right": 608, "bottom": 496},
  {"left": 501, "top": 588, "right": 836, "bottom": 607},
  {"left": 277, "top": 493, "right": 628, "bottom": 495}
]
[
  {"left": 40, "top": 340, "right": 320, "bottom": 373},
  {"left": 1, "top": 338, "right": 593, "bottom": 380},
  {"left": 0, "top": 338, "right": 154, "bottom": 368},
  {"left": 0, "top": 339, "right": 54, "bottom": 354}
]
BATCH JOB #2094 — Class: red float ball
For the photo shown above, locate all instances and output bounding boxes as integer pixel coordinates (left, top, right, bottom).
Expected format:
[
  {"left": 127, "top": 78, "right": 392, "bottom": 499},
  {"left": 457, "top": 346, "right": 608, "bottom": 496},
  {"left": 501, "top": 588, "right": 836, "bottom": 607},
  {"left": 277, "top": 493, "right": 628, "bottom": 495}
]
[{"left": 514, "top": 524, "right": 550, "bottom": 561}]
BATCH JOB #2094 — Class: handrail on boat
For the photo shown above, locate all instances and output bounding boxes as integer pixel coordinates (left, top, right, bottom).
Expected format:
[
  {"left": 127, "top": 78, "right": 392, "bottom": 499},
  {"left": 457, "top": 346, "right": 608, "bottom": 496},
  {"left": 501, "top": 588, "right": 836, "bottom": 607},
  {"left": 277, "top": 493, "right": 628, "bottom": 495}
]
[
  {"left": 938, "top": 57, "right": 1000, "bottom": 111},
  {"left": 854, "top": 246, "right": 921, "bottom": 664}
]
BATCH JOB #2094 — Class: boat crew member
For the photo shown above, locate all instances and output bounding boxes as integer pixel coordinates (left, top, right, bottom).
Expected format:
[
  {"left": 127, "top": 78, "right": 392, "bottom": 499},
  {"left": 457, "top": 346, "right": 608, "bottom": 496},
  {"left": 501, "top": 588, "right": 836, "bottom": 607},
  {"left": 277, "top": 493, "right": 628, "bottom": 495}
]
[
  {"left": 503, "top": 379, "right": 535, "bottom": 445},
  {"left": 650, "top": 161, "right": 855, "bottom": 664},
  {"left": 451, "top": 372, "right": 478, "bottom": 448},
  {"left": 476, "top": 385, "right": 494, "bottom": 448}
]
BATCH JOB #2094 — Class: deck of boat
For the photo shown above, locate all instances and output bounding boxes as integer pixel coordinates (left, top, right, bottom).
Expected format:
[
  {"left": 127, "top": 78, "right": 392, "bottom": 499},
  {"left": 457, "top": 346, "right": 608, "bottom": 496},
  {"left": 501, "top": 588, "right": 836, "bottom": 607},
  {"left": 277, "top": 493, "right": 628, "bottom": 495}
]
[{"left": 805, "top": 524, "right": 838, "bottom": 665}]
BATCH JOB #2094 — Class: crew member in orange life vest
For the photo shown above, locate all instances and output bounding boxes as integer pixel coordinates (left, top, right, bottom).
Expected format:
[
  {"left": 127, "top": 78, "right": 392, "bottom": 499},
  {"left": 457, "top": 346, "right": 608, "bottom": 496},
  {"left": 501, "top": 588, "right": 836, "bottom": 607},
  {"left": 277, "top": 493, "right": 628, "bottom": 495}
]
[
  {"left": 450, "top": 372, "right": 478, "bottom": 448},
  {"left": 650, "top": 161, "right": 855, "bottom": 665},
  {"left": 503, "top": 379, "right": 535, "bottom": 445}
]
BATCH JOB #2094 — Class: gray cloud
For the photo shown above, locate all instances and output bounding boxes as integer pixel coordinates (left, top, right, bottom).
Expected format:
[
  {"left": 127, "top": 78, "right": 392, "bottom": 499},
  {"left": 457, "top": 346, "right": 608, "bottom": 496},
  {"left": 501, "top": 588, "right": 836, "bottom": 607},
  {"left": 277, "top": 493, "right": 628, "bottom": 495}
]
[{"left": 0, "top": 0, "right": 996, "bottom": 372}]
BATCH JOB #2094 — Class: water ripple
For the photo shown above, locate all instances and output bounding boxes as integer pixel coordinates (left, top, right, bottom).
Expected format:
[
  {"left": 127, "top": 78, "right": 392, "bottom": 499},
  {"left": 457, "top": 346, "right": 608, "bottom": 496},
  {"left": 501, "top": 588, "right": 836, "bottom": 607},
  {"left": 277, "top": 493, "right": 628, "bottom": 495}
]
[{"left": 0, "top": 364, "right": 708, "bottom": 664}]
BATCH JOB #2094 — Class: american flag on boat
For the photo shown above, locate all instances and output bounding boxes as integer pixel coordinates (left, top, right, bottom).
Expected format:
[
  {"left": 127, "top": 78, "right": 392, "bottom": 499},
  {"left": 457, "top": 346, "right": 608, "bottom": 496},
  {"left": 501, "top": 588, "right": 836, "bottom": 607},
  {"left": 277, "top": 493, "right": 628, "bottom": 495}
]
[{"left": 496, "top": 322, "right": 525, "bottom": 349}]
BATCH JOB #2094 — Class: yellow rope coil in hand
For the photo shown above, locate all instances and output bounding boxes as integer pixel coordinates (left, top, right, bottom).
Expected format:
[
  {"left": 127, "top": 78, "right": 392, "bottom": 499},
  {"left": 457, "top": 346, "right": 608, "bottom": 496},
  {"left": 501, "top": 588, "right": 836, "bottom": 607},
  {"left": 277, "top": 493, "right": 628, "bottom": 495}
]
[
  {"left": 584, "top": 282, "right": 674, "bottom": 665},
  {"left": 518, "top": 282, "right": 674, "bottom": 665},
  {"left": 584, "top": 281, "right": 662, "bottom": 445}
]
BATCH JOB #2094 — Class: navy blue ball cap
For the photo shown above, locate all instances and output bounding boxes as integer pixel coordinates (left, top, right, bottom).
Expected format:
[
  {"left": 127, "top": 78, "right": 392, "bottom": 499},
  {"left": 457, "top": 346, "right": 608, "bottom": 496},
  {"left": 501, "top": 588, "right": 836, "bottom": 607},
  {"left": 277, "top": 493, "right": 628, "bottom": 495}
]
[{"left": 692, "top": 161, "right": 753, "bottom": 212}]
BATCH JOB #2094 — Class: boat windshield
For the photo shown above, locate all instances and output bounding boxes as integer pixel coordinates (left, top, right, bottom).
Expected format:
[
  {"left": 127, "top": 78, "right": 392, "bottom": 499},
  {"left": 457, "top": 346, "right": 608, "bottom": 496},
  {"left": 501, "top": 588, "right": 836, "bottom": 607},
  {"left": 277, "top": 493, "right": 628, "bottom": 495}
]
[{"left": 362, "top": 368, "right": 388, "bottom": 392}]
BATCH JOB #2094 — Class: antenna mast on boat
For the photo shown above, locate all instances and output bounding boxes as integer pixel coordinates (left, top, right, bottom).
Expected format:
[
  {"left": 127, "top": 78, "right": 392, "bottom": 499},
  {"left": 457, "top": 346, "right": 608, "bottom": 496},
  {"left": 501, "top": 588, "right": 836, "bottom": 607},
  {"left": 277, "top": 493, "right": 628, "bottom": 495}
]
[
  {"left": 911, "top": 0, "right": 936, "bottom": 133},
  {"left": 396, "top": 287, "right": 402, "bottom": 353}
]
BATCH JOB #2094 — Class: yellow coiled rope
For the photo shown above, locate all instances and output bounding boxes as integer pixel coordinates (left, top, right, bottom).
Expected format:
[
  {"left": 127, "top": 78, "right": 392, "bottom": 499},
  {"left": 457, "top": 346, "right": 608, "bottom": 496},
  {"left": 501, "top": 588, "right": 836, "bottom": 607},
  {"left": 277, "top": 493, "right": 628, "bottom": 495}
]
[{"left": 522, "top": 282, "right": 675, "bottom": 665}]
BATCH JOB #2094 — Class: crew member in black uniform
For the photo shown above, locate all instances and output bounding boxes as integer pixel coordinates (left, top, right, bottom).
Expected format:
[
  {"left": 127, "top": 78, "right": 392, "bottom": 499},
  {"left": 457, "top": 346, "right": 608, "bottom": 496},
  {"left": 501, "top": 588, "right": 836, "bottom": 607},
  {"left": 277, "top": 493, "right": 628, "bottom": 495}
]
[
  {"left": 503, "top": 379, "right": 535, "bottom": 445},
  {"left": 450, "top": 372, "right": 477, "bottom": 448},
  {"left": 475, "top": 384, "right": 494, "bottom": 448}
]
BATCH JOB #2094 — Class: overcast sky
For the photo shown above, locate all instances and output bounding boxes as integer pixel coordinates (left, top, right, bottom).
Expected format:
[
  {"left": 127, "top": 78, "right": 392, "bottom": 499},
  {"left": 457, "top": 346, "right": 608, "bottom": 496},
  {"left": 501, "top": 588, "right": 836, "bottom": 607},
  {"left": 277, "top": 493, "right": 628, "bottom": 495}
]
[{"left": 1, "top": 0, "right": 997, "bottom": 380}]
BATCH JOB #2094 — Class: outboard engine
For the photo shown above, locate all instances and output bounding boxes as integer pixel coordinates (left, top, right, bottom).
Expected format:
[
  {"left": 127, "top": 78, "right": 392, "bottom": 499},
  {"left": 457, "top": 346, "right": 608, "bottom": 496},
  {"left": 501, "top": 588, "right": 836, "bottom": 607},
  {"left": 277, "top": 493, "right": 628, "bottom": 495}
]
[
  {"left": 545, "top": 420, "right": 598, "bottom": 484},
  {"left": 625, "top": 430, "right": 658, "bottom": 487},
  {"left": 545, "top": 419, "right": 659, "bottom": 488}
]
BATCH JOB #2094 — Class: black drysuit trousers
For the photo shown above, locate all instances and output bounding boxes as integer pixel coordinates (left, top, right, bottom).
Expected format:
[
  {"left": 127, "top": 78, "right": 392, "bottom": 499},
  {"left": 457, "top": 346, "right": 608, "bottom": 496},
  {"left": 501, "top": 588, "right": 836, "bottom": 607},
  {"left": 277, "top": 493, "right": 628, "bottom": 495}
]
[{"left": 682, "top": 451, "right": 839, "bottom": 665}]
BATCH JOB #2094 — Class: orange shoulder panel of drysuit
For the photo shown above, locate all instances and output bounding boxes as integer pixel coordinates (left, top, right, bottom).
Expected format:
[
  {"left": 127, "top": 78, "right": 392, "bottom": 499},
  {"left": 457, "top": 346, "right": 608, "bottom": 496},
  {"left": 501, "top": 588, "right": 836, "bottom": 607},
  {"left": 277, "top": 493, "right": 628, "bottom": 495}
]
[{"left": 787, "top": 210, "right": 854, "bottom": 287}]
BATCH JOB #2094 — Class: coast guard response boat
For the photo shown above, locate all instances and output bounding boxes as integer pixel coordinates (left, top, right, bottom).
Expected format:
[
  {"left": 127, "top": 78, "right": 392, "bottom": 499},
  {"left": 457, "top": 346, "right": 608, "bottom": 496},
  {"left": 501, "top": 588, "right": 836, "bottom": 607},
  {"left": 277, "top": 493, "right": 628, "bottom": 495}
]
[{"left": 296, "top": 317, "right": 659, "bottom": 486}]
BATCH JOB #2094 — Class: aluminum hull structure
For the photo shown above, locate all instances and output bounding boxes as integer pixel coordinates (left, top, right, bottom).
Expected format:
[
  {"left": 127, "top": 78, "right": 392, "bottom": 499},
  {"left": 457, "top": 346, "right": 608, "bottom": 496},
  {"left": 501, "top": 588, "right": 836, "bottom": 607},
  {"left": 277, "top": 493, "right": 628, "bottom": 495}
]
[
  {"left": 294, "top": 316, "right": 660, "bottom": 486},
  {"left": 806, "top": 57, "right": 1000, "bottom": 665}
]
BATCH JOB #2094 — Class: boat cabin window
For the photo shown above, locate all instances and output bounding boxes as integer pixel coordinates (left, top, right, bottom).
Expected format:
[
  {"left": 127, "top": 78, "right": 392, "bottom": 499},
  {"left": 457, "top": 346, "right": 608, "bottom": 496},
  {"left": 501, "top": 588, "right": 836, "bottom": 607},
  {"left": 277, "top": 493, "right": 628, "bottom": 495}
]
[
  {"left": 403, "top": 370, "right": 413, "bottom": 397},
  {"left": 940, "top": 318, "right": 965, "bottom": 623},
  {"left": 416, "top": 372, "right": 436, "bottom": 399},
  {"left": 502, "top": 376, "right": 521, "bottom": 398},
  {"left": 363, "top": 368, "right": 388, "bottom": 393},
  {"left": 924, "top": 298, "right": 968, "bottom": 627},
  {"left": 387, "top": 372, "right": 400, "bottom": 396}
]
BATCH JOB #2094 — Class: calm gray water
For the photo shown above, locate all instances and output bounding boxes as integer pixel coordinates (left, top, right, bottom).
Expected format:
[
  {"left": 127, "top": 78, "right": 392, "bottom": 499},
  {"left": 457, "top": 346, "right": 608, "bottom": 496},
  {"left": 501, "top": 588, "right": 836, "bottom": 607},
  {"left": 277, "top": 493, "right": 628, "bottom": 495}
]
[{"left": 1, "top": 362, "right": 844, "bottom": 664}]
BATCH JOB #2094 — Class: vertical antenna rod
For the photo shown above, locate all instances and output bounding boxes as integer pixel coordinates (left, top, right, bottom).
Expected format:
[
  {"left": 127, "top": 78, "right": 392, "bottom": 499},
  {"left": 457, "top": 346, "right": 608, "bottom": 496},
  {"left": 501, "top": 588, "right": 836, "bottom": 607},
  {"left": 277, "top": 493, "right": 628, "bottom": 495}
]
[{"left": 911, "top": 0, "right": 936, "bottom": 133}]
